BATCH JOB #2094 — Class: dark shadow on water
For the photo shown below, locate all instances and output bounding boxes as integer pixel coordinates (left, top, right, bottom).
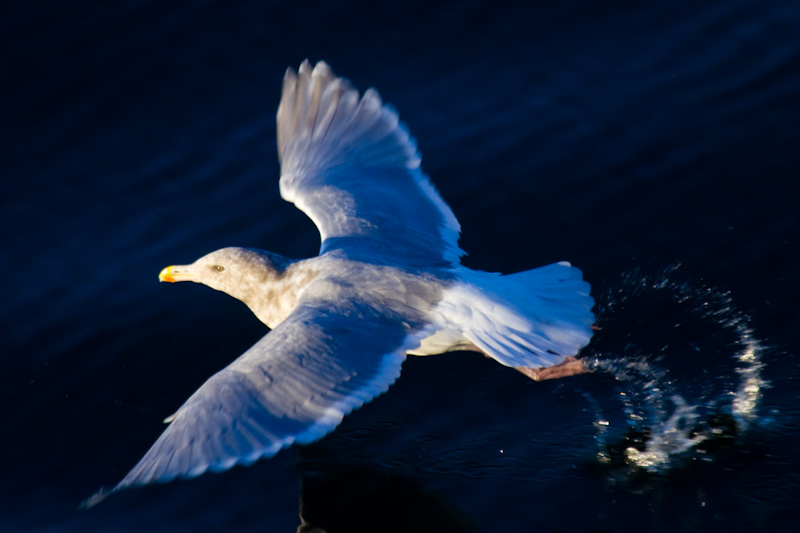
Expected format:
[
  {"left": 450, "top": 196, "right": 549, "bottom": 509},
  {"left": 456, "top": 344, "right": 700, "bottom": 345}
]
[{"left": 295, "top": 456, "right": 479, "bottom": 533}]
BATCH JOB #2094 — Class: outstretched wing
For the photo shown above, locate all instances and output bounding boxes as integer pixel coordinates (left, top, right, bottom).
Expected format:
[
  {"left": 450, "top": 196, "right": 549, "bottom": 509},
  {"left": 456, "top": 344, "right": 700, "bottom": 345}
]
[
  {"left": 277, "top": 60, "right": 464, "bottom": 267},
  {"left": 85, "top": 299, "right": 426, "bottom": 506}
]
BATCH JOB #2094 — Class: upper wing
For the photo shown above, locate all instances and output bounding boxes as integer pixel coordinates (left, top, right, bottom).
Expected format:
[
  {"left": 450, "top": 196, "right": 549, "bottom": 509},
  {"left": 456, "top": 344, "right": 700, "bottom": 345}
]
[
  {"left": 277, "top": 60, "right": 464, "bottom": 267},
  {"left": 85, "top": 299, "right": 427, "bottom": 506}
]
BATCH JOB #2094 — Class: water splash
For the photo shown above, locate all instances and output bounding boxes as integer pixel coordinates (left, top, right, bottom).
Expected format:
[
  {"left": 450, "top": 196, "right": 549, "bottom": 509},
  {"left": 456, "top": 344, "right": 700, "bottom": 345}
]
[{"left": 582, "top": 265, "right": 766, "bottom": 475}]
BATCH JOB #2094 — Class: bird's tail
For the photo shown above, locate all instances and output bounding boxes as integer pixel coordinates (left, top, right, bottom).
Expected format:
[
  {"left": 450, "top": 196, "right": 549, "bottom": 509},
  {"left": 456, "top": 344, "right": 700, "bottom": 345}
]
[{"left": 453, "top": 262, "right": 595, "bottom": 369}]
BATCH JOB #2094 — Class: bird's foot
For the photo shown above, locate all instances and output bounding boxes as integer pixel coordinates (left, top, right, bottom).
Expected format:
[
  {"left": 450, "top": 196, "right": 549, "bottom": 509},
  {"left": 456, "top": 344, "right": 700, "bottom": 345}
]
[{"left": 516, "top": 356, "right": 591, "bottom": 382}]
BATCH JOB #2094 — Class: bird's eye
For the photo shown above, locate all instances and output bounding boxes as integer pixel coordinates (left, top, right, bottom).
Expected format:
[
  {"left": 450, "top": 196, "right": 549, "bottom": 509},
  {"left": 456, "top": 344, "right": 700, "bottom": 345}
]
[{"left": 212, "top": 265, "right": 225, "bottom": 272}]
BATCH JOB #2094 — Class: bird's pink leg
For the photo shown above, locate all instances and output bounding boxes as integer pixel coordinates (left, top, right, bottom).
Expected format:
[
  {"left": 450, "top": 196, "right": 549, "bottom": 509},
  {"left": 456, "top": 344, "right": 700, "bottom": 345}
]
[{"left": 515, "top": 356, "right": 590, "bottom": 382}]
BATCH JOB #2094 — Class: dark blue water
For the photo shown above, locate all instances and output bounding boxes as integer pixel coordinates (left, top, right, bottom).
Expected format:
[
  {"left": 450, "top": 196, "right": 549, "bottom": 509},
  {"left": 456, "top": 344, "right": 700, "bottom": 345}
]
[{"left": 3, "top": 0, "right": 799, "bottom": 531}]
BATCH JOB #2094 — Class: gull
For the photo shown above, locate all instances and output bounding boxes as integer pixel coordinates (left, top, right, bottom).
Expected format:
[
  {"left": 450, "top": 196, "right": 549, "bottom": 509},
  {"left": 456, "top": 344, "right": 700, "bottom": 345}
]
[{"left": 85, "top": 60, "right": 594, "bottom": 506}]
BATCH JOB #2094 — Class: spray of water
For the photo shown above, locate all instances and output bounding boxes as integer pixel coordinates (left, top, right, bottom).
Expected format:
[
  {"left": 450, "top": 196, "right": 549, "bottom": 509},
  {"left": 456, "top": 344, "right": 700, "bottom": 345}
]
[{"left": 581, "top": 265, "right": 765, "bottom": 475}]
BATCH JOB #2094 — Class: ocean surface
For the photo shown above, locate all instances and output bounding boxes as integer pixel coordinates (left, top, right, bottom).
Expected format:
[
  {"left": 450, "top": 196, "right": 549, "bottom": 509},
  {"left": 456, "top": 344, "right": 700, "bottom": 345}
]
[{"left": 3, "top": 1, "right": 799, "bottom": 531}]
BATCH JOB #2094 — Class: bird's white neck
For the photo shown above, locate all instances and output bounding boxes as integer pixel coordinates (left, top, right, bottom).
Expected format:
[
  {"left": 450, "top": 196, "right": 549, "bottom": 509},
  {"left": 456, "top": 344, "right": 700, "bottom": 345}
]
[{"left": 242, "top": 260, "right": 320, "bottom": 329}]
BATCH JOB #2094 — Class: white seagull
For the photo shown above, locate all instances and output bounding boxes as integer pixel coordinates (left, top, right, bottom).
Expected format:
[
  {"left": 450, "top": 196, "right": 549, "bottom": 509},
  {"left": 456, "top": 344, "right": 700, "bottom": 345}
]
[{"left": 86, "top": 60, "right": 594, "bottom": 506}]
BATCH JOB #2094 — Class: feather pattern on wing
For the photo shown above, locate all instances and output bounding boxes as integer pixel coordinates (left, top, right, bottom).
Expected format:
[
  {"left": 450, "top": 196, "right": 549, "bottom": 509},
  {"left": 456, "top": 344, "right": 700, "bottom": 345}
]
[
  {"left": 89, "top": 298, "right": 427, "bottom": 503},
  {"left": 277, "top": 60, "right": 464, "bottom": 267}
]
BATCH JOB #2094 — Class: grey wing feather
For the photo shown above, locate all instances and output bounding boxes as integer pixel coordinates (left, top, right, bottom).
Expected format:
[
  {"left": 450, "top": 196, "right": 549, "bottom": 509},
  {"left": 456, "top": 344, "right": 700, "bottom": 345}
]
[
  {"left": 277, "top": 60, "right": 464, "bottom": 267},
  {"left": 86, "top": 300, "right": 424, "bottom": 506}
]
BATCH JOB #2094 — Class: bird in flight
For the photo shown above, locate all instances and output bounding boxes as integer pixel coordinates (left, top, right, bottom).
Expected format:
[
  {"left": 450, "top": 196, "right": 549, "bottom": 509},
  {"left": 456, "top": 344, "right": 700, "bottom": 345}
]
[{"left": 85, "top": 60, "right": 594, "bottom": 507}]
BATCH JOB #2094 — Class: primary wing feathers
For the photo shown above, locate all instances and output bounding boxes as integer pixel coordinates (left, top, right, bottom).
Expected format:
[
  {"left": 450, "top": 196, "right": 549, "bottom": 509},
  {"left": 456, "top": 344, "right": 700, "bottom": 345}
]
[
  {"left": 90, "top": 300, "right": 425, "bottom": 503},
  {"left": 277, "top": 60, "right": 464, "bottom": 267}
]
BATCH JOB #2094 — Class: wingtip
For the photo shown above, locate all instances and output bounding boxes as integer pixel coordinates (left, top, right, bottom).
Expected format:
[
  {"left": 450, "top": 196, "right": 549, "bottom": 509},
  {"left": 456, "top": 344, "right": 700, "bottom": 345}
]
[
  {"left": 297, "top": 59, "right": 312, "bottom": 76},
  {"left": 79, "top": 487, "right": 113, "bottom": 510},
  {"left": 284, "top": 65, "right": 298, "bottom": 82},
  {"left": 312, "top": 60, "right": 332, "bottom": 78},
  {"left": 287, "top": 59, "right": 335, "bottom": 80}
]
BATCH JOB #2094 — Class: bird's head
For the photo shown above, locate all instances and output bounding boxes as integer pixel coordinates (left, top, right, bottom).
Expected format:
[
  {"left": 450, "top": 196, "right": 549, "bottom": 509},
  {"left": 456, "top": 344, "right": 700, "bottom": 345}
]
[{"left": 159, "top": 247, "right": 289, "bottom": 301}]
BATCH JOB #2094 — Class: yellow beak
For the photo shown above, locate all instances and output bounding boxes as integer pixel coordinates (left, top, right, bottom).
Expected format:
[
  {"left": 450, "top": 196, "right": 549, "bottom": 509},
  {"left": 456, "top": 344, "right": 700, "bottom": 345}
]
[{"left": 159, "top": 265, "right": 196, "bottom": 283}]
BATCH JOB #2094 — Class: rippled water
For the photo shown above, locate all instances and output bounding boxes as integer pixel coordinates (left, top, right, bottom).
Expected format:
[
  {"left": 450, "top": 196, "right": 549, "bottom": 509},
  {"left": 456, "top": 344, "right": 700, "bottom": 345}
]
[{"left": 3, "top": 0, "right": 800, "bottom": 531}]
